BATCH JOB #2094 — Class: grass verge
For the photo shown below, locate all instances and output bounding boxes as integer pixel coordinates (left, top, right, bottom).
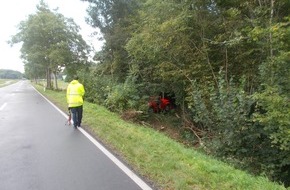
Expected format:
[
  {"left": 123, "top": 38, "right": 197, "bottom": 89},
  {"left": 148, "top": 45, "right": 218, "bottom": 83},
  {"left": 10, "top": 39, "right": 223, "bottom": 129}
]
[
  {"left": 0, "top": 79, "right": 19, "bottom": 87},
  {"left": 34, "top": 84, "right": 288, "bottom": 190}
]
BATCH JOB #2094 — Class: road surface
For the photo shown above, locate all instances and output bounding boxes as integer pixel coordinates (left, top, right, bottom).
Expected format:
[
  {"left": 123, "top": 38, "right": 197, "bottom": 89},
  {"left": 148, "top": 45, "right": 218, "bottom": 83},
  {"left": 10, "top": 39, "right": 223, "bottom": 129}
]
[{"left": 0, "top": 81, "right": 152, "bottom": 190}]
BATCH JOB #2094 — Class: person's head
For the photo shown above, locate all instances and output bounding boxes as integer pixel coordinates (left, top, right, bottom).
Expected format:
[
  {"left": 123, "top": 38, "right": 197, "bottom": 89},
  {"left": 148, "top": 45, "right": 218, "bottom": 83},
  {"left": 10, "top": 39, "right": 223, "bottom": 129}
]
[{"left": 73, "top": 75, "right": 79, "bottom": 81}]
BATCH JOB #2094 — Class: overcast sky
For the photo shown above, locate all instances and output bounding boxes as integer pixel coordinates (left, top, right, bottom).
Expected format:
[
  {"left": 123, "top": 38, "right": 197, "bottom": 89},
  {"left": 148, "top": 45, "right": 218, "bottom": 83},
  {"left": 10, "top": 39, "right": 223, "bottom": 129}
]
[{"left": 0, "top": 0, "right": 102, "bottom": 73}]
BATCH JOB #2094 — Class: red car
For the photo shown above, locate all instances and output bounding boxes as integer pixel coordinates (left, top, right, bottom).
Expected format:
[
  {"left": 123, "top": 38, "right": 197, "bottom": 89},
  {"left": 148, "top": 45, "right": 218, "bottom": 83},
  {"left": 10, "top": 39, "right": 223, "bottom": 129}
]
[{"left": 148, "top": 96, "right": 172, "bottom": 113}]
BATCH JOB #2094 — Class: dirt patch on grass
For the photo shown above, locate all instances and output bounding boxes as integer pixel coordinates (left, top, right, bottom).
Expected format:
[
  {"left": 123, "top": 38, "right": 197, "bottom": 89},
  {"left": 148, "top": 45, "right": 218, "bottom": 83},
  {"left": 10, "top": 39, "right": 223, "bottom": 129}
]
[{"left": 121, "top": 110, "right": 200, "bottom": 148}]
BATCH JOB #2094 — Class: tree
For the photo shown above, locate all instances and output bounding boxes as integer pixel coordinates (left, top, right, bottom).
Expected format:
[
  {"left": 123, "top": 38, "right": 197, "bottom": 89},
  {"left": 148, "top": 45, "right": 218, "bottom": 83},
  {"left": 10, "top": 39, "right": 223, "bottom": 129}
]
[
  {"left": 79, "top": 0, "right": 290, "bottom": 185},
  {"left": 0, "top": 69, "right": 23, "bottom": 79},
  {"left": 82, "top": 0, "right": 141, "bottom": 82},
  {"left": 9, "top": 0, "right": 91, "bottom": 89}
]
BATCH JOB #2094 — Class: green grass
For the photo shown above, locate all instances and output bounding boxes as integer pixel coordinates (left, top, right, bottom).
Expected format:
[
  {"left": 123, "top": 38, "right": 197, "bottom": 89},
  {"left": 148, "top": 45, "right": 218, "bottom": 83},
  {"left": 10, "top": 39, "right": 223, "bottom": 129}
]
[
  {"left": 34, "top": 84, "right": 288, "bottom": 190},
  {"left": 56, "top": 79, "right": 68, "bottom": 90},
  {"left": 0, "top": 79, "right": 18, "bottom": 87},
  {"left": 35, "top": 79, "right": 69, "bottom": 91}
]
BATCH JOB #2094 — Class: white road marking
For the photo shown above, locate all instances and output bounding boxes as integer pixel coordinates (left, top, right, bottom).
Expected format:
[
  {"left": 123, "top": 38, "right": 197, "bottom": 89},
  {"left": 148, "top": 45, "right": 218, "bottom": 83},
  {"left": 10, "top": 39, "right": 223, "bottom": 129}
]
[
  {"left": 78, "top": 127, "right": 152, "bottom": 190},
  {"left": 33, "top": 86, "right": 152, "bottom": 190},
  {"left": 0, "top": 103, "right": 7, "bottom": 111}
]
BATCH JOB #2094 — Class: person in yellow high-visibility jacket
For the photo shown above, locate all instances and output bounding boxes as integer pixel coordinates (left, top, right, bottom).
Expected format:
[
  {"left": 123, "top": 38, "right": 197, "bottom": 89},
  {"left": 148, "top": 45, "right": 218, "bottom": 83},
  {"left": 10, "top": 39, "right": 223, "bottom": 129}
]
[{"left": 66, "top": 76, "right": 85, "bottom": 128}]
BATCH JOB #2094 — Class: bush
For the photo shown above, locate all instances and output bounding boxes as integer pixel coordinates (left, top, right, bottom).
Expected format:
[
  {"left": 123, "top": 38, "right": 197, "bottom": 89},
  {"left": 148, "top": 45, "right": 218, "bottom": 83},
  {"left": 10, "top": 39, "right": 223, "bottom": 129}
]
[
  {"left": 186, "top": 73, "right": 290, "bottom": 186},
  {"left": 79, "top": 68, "right": 115, "bottom": 105},
  {"left": 105, "top": 76, "right": 142, "bottom": 113},
  {"left": 187, "top": 74, "right": 290, "bottom": 184},
  {"left": 253, "top": 85, "right": 290, "bottom": 185}
]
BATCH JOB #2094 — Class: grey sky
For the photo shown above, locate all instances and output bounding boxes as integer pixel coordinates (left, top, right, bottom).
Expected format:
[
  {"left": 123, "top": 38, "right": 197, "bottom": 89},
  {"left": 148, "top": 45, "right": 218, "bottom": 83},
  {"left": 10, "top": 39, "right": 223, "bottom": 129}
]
[{"left": 0, "top": 0, "right": 102, "bottom": 73}]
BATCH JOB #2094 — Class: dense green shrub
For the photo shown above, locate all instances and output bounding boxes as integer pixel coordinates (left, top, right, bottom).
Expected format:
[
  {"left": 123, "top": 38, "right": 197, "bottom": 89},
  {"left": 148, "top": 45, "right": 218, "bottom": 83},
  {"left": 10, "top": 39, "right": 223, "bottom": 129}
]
[
  {"left": 187, "top": 73, "right": 289, "bottom": 186},
  {"left": 252, "top": 55, "right": 290, "bottom": 185},
  {"left": 78, "top": 68, "right": 114, "bottom": 105},
  {"left": 105, "top": 76, "right": 142, "bottom": 113}
]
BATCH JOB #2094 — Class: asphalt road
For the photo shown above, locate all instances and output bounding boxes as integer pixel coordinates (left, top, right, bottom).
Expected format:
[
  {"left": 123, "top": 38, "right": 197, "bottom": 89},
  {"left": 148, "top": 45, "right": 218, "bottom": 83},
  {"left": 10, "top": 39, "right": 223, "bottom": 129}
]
[{"left": 0, "top": 81, "right": 152, "bottom": 190}]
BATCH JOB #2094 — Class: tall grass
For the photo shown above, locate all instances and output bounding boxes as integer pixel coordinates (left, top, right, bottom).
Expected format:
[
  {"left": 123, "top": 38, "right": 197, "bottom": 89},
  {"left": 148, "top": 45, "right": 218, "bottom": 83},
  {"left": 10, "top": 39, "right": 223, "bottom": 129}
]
[{"left": 34, "top": 84, "right": 288, "bottom": 190}]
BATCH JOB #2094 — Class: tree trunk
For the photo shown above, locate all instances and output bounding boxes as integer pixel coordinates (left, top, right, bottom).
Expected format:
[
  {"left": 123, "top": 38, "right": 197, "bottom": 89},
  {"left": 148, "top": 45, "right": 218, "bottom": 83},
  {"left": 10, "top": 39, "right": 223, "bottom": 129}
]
[
  {"left": 46, "top": 68, "right": 52, "bottom": 89},
  {"left": 269, "top": 0, "right": 275, "bottom": 58},
  {"left": 269, "top": 0, "right": 275, "bottom": 84},
  {"left": 54, "top": 71, "right": 58, "bottom": 90},
  {"left": 225, "top": 47, "right": 229, "bottom": 90}
]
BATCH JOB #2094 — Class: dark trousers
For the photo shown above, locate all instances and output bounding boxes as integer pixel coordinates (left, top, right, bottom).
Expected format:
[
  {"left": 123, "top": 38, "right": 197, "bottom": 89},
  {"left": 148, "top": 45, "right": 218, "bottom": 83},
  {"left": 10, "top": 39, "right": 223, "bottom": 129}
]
[{"left": 70, "top": 106, "right": 83, "bottom": 127}]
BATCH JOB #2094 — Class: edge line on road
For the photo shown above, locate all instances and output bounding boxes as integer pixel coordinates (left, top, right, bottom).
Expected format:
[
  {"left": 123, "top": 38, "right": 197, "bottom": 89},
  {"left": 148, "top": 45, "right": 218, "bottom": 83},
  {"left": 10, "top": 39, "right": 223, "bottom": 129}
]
[
  {"left": 78, "top": 127, "right": 153, "bottom": 190},
  {"left": 0, "top": 103, "right": 7, "bottom": 111},
  {"left": 33, "top": 86, "right": 153, "bottom": 190}
]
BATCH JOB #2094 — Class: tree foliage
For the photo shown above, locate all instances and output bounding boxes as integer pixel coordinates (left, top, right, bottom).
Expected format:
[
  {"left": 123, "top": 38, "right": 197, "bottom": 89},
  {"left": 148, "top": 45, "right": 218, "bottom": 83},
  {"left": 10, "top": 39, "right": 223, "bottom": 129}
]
[
  {"left": 80, "top": 0, "right": 290, "bottom": 185},
  {"left": 10, "top": 0, "right": 91, "bottom": 89},
  {"left": 81, "top": 0, "right": 142, "bottom": 82},
  {"left": 0, "top": 69, "right": 23, "bottom": 79}
]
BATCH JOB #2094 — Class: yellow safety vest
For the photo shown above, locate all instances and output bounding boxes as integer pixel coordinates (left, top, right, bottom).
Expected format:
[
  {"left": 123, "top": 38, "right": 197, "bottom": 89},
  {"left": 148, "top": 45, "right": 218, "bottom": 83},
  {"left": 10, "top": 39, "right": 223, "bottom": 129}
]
[{"left": 66, "top": 80, "right": 85, "bottom": 108}]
